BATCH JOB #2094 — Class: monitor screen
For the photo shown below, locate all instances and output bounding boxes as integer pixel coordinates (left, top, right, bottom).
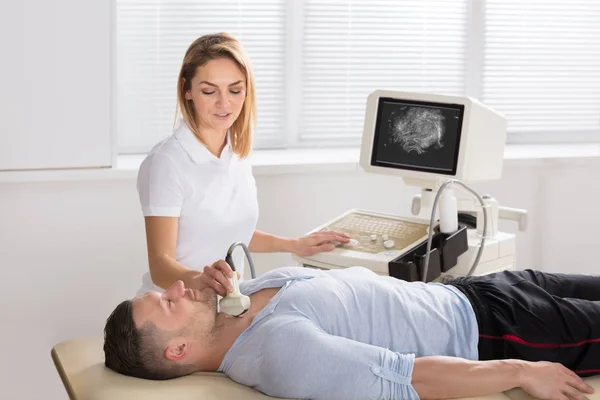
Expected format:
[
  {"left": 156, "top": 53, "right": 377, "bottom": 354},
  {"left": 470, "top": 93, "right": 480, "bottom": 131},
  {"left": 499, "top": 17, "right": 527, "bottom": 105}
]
[{"left": 371, "top": 97, "right": 465, "bottom": 175}]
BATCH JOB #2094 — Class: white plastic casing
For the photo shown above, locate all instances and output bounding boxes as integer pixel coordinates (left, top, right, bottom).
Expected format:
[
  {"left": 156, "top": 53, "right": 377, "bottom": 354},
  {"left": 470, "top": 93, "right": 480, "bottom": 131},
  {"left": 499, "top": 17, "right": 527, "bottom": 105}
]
[
  {"left": 359, "top": 90, "right": 507, "bottom": 189},
  {"left": 219, "top": 273, "right": 251, "bottom": 317}
]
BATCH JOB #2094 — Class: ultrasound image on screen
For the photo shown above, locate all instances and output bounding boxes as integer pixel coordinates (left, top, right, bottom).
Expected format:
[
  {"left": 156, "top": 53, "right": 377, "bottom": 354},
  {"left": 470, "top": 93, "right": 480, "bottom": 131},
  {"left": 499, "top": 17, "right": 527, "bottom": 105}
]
[{"left": 372, "top": 98, "right": 463, "bottom": 174}]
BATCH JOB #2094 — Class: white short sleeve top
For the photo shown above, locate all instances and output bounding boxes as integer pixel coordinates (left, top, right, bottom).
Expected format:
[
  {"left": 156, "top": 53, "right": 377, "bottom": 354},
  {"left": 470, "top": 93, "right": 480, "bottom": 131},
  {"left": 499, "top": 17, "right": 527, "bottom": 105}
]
[{"left": 136, "top": 119, "right": 259, "bottom": 293}]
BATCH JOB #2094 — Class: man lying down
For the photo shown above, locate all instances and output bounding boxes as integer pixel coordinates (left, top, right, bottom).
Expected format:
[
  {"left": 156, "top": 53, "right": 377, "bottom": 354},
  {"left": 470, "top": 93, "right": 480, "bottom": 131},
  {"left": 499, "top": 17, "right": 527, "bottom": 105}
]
[{"left": 103, "top": 266, "right": 599, "bottom": 400}]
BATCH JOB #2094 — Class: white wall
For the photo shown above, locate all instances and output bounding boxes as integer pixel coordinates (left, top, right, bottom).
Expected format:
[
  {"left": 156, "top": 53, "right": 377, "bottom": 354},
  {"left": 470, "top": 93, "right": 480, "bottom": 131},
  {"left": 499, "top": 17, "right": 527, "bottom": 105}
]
[
  {"left": 0, "top": 0, "right": 112, "bottom": 171},
  {"left": 1, "top": 158, "right": 599, "bottom": 399}
]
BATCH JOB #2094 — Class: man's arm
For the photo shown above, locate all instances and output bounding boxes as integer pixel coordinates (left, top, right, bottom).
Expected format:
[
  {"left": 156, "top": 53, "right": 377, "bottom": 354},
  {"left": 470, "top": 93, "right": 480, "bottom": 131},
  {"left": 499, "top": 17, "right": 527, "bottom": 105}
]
[
  {"left": 412, "top": 357, "right": 520, "bottom": 399},
  {"left": 412, "top": 356, "right": 595, "bottom": 400},
  {"left": 238, "top": 317, "right": 595, "bottom": 400}
]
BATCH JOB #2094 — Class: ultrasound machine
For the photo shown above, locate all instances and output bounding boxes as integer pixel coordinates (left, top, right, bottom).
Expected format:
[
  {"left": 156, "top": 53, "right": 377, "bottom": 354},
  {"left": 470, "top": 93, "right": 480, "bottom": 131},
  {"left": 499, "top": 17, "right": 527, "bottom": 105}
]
[{"left": 292, "top": 90, "right": 528, "bottom": 282}]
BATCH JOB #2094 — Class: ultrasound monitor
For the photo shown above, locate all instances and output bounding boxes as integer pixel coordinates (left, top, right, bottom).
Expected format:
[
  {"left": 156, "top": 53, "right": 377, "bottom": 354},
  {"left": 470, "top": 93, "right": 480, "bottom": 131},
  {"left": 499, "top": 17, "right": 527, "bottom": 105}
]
[{"left": 360, "top": 90, "right": 508, "bottom": 189}]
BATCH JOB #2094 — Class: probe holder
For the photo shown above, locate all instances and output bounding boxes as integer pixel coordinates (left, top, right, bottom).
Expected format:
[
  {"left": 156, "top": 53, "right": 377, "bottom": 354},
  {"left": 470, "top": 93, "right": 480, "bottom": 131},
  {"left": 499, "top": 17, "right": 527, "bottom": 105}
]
[{"left": 388, "top": 224, "right": 469, "bottom": 282}]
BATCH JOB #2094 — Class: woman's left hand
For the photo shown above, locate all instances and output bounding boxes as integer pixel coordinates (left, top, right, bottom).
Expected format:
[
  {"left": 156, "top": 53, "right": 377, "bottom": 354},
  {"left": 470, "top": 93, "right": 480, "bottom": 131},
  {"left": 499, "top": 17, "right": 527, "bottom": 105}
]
[{"left": 292, "top": 231, "right": 351, "bottom": 257}]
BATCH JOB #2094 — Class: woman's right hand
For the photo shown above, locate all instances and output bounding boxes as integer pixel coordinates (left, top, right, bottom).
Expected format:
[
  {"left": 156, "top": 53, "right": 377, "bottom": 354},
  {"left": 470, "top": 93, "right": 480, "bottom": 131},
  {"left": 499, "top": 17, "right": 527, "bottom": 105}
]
[{"left": 191, "top": 259, "right": 240, "bottom": 297}]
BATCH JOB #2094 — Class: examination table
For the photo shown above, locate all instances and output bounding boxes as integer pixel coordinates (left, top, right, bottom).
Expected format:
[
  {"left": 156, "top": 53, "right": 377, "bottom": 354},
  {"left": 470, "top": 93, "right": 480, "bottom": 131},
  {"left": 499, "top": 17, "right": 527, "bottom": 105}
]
[{"left": 52, "top": 336, "right": 600, "bottom": 400}]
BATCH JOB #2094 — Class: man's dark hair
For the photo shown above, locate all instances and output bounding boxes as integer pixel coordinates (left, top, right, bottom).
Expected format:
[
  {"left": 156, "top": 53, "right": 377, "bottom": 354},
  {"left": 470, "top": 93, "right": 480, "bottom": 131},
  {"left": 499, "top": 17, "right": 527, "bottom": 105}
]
[{"left": 103, "top": 300, "right": 195, "bottom": 380}]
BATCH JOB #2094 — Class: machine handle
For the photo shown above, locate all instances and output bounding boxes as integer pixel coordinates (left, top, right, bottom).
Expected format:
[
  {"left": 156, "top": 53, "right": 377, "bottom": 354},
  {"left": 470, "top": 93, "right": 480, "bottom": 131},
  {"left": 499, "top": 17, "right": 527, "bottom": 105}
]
[{"left": 498, "top": 206, "right": 528, "bottom": 232}]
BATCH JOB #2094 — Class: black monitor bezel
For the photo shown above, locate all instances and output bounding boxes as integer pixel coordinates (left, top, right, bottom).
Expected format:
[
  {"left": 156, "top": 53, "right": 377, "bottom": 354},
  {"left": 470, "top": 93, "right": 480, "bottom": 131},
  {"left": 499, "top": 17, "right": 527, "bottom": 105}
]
[{"left": 370, "top": 96, "right": 465, "bottom": 176}]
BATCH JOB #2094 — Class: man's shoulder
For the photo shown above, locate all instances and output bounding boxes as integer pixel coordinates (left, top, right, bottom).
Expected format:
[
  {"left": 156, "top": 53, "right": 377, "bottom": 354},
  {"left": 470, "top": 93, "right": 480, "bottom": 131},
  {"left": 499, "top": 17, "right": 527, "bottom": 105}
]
[
  {"left": 257, "top": 313, "right": 318, "bottom": 352},
  {"left": 261, "top": 266, "right": 324, "bottom": 280},
  {"left": 222, "top": 312, "right": 314, "bottom": 371},
  {"left": 251, "top": 265, "right": 378, "bottom": 282},
  {"left": 220, "top": 313, "right": 318, "bottom": 394},
  {"left": 240, "top": 266, "right": 323, "bottom": 294}
]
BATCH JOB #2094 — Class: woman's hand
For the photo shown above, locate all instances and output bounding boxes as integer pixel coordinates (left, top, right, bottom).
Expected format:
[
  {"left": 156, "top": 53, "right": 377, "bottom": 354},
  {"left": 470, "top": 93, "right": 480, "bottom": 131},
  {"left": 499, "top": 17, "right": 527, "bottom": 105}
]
[
  {"left": 292, "top": 231, "right": 351, "bottom": 257},
  {"left": 189, "top": 260, "right": 240, "bottom": 297},
  {"left": 519, "top": 361, "right": 594, "bottom": 400}
]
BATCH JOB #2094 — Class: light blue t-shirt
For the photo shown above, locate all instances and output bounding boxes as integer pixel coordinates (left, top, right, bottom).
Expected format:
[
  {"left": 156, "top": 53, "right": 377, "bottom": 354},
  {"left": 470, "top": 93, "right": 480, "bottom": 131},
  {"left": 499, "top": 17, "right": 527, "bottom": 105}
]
[{"left": 218, "top": 266, "right": 479, "bottom": 400}]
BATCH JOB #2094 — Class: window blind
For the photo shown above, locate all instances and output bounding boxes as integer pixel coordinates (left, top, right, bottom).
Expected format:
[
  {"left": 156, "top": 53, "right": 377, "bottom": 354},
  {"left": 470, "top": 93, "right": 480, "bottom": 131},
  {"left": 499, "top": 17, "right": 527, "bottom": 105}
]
[
  {"left": 484, "top": 0, "right": 600, "bottom": 143},
  {"left": 116, "top": 0, "right": 286, "bottom": 153},
  {"left": 300, "top": 0, "right": 469, "bottom": 146}
]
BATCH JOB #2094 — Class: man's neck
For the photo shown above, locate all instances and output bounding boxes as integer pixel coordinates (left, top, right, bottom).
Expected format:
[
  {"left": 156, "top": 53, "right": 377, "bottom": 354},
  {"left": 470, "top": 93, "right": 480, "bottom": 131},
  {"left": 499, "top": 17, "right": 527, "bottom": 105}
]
[
  {"left": 194, "top": 287, "right": 282, "bottom": 371},
  {"left": 198, "top": 315, "right": 252, "bottom": 370}
]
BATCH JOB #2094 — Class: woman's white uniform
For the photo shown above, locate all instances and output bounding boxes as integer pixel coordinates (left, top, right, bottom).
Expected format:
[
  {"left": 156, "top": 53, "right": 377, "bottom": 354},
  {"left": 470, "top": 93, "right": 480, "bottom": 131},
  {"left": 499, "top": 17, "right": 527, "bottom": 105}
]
[{"left": 136, "top": 119, "right": 259, "bottom": 294}]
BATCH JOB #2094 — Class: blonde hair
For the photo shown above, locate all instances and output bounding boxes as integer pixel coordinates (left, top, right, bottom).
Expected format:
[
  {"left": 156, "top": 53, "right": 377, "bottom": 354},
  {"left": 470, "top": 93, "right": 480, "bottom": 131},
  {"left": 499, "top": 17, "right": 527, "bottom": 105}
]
[{"left": 176, "top": 32, "right": 256, "bottom": 158}]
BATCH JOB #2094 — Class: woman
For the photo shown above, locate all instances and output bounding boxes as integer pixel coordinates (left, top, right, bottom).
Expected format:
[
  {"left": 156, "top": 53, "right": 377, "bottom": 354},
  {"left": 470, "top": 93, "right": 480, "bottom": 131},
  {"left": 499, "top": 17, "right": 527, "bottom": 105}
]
[{"left": 136, "top": 32, "right": 349, "bottom": 296}]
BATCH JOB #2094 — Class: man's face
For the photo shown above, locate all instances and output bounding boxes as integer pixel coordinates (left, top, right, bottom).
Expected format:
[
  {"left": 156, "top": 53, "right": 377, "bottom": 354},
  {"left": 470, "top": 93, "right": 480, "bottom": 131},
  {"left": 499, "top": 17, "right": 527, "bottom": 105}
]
[{"left": 132, "top": 280, "right": 217, "bottom": 341}]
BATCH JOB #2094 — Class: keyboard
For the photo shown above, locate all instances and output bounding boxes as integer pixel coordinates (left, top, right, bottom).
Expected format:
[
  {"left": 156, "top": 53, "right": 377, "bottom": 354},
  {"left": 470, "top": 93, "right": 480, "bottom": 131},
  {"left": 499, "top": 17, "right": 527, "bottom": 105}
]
[{"left": 319, "top": 211, "right": 429, "bottom": 254}]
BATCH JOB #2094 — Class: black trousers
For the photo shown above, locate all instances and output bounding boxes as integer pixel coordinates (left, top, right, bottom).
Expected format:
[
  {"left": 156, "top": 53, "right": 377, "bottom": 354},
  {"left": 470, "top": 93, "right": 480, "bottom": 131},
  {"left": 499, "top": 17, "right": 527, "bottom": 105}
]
[{"left": 447, "top": 269, "right": 600, "bottom": 377}]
